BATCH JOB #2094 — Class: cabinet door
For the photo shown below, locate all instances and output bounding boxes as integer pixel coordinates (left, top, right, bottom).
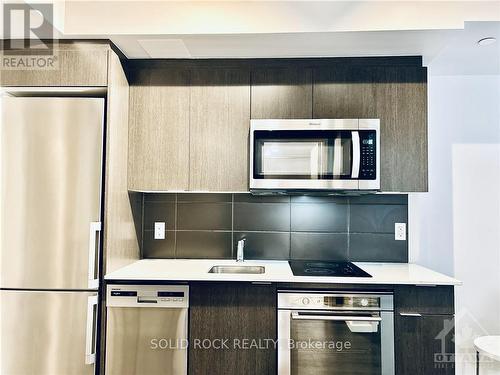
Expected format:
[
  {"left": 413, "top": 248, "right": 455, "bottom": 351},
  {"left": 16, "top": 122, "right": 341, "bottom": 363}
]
[
  {"left": 189, "top": 68, "right": 250, "bottom": 191},
  {"left": 251, "top": 67, "right": 312, "bottom": 119},
  {"left": 313, "top": 66, "right": 428, "bottom": 192},
  {"left": 1, "top": 42, "right": 108, "bottom": 86},
  {"left": 395, "top": 314, "right": 455, "bottom": 375},
  {"left": 128, "top": 68, "right": 190, "bottom": 191},
  {"left": 189, "top": 282, "right": 276, "bottom": 375}
]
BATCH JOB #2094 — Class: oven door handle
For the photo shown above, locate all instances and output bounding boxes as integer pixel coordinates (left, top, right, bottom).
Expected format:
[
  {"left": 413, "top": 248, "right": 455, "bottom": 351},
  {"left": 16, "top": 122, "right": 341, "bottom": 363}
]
[{"left": 291, "top": 312, "right": 382, "bottom": 322}]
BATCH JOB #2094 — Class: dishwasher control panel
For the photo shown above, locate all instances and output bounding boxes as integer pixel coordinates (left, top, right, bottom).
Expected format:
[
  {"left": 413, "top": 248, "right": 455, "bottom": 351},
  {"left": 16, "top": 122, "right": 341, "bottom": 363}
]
[{"left": 107, "top": 284, "right": 189, "bottom": 308}]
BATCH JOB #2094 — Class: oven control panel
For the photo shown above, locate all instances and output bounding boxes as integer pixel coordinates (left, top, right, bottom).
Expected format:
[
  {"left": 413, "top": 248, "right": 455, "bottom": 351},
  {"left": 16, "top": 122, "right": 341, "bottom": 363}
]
[
  {"left": 278, "top": 292, "right": 393, "bottom": 311},
  {"left": 293, "top": 295, "right": 378, "bottom": 309}
]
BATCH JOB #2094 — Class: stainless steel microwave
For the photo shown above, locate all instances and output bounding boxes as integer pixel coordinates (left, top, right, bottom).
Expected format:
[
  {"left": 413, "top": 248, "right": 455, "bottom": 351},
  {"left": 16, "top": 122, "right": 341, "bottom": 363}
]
[{"left": 249, "top": 119, "right": 380, "bottom": 193}]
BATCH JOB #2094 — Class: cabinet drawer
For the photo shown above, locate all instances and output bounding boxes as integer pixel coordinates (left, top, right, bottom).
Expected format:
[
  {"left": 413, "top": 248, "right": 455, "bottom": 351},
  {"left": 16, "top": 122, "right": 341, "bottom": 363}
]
[{"left": 395, "top": 285, "right": 454, "bottom": 315}]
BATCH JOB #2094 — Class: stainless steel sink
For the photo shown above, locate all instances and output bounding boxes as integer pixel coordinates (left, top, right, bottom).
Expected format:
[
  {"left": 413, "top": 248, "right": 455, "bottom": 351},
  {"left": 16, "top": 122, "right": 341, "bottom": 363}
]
[{"left": 208, "top": 265, "right": 265, "bottom": 274}]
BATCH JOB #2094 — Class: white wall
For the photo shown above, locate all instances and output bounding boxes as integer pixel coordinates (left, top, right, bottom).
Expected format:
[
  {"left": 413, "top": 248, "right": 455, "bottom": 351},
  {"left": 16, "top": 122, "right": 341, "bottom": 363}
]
[{"left": 409, "top": 74, "right": 500, "bottom": 374}]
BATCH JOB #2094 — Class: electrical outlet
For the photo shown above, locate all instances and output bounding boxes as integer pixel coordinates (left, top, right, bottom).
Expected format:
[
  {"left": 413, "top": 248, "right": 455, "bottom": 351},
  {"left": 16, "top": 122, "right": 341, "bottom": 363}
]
[
  {"left": 395, "top": 223, "right": 406, "bottom": 241},
  {"left": 154, "top": 222, "right": 165, "bottom": 240}
]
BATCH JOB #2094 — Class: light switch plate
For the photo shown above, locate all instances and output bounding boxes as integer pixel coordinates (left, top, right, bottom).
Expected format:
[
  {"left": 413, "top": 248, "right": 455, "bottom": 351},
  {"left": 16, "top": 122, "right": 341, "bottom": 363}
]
[
  {"left": 395, "top": 223, "right": 406, "bottom": 241},
  {"left": 154, "top": 222, "right": 165, "bottom": 240}
]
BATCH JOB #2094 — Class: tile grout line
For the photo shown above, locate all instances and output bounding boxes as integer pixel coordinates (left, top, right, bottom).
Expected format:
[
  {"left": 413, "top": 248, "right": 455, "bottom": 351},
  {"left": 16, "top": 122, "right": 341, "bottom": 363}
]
[{"left": 143, "top": 229, "right": 395, "bottom": 235}]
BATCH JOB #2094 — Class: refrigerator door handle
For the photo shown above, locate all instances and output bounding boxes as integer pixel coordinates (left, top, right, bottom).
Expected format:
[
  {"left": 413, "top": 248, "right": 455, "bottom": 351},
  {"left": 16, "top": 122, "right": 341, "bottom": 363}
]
[
  {"left": 85, "top": 294, "right": 98, "bottom": 365},
  {"left": 88, "top": 222, "right": 101, "bottom": 289}
]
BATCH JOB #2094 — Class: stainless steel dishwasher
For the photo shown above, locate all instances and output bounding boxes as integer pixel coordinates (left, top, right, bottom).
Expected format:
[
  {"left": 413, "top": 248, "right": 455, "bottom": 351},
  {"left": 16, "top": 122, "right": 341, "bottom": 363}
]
[{"left": 105, "top": 284, "right": 189, "bottom": 375}]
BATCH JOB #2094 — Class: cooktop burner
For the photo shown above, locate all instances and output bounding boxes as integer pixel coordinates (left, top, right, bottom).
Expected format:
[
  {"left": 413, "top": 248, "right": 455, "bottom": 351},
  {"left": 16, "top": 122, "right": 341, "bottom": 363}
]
[{"left": 289, "top": 261, "right": 372, "bottom": 277}]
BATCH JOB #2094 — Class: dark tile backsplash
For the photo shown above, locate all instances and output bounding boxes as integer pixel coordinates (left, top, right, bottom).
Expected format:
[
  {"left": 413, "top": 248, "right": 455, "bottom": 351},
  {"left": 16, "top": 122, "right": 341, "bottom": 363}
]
[
  {"left": 350, "top": 204, "right": 407, "bottom": 233},
  {"left": 234, "top": 202, "right": 290, "bottom": 232},
  {"left": 291, "top": 202, "right": 348, "bottom": 232},
  {"left": 349, "top": 233, "right": 408, "bottom": 262},
  {"left": 234, "top": 232, "right": 290, "bottom": 260},
  {"left": 176, "top": 231, "right": 232, "bottom": 259},
  {"left": 140, "top": 193, "right": 408, "bottom": 262},
  {"left": 290, "top": 232, "right": 348, "bottom": 261},
  {"left": 177, "top": 202, "right": 232, "bottom": 230}
]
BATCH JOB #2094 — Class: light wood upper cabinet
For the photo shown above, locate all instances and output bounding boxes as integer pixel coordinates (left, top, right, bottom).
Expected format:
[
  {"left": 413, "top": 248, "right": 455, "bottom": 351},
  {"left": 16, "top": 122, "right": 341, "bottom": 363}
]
[
  {"left": 313, "top": 66, "right": 428, "bottom": 192},
  {"left": 251, "top": 67, "right": 312, "bottom": 119},
  {"left": 189, "top": 68, "right": 251, "bottom": 191},
  {"left": 128, "top": 68, "right": 190, "bottom": 191},
  {"left": 1, "top": 41, "right": 109, "bottom": 87}
]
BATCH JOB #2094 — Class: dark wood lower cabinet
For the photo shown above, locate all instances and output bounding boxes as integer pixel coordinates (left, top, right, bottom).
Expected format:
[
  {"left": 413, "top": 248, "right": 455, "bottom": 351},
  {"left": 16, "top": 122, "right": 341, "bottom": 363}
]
[
  {"left": 187, "top": 283, "right": 455, "bottom": 375},
  {"left": 396, "top": 314, "right": 455, "bottom": 375},
  {"left": 188, "top": 282, "right": 277, "bottom": 375}
]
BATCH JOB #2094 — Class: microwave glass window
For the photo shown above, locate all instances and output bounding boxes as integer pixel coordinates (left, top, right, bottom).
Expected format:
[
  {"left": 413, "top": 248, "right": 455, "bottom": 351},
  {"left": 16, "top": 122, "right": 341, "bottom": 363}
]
[{"left": 254, "top": 130, "right": 353, "bottom": 180}]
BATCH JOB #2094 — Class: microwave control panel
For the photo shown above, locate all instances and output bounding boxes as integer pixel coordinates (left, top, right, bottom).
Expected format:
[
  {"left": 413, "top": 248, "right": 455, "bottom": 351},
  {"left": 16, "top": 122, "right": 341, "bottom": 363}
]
[{"left": 359, "top": 131, "right": 377, "bottom": 180}]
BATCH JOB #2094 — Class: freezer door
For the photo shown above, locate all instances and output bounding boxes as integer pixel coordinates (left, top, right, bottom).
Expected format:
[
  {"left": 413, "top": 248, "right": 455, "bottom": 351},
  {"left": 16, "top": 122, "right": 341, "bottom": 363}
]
[
  {"left": 106, "top": 307, "right": 188, "bottom": 375},
  {"left": 0, "top": 290, "right": 98, "bottom": 375},
  {"left": 1, "top": 97, "right": 104, "bottom": 289}
]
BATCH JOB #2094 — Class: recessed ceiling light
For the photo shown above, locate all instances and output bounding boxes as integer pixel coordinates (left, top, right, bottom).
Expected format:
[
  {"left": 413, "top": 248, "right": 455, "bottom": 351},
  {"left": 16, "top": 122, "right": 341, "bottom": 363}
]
[{"left": 477, "top": 37, "right": 497, "bottom": 46}]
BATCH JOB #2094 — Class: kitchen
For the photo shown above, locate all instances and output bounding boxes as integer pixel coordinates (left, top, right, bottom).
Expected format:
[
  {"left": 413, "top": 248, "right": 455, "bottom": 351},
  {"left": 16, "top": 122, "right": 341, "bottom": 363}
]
[{"left": 1, "top": 2, "right": 500, "bottom": 375}]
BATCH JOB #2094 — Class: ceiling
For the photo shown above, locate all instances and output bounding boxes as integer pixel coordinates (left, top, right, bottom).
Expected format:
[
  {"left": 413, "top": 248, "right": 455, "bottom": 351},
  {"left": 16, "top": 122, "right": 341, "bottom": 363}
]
[
  {"left": 111, "top": 22, "right": 500, "bottom": 76},
  {"left": 3, "top": 1, "right": 500, "bottom": 75}
]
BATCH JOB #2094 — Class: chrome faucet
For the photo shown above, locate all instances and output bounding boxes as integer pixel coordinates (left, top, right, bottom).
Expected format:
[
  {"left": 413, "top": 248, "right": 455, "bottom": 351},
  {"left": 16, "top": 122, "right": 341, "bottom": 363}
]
[{"left": 236, "top": 239, "right": 246, "bottom": 262}]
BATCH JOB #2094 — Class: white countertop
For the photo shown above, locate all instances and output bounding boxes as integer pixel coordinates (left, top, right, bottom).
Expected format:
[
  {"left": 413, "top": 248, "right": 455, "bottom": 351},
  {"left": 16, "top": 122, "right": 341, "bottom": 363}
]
[
  {"left": 474, "top": 336, "right": 500, "bottom": 362},
  {"left": 105, "top": 259, "right": 461, "bottom": 286}
]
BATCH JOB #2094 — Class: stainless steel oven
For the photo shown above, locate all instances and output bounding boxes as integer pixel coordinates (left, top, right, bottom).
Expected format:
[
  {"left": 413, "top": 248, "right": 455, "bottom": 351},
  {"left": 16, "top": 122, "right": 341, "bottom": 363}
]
[
  {"left": 250, "top": 119, "right": 380, "bottom": 193},
  {"left": 278, "top": 291, "right": 394, "bottom": 375}
]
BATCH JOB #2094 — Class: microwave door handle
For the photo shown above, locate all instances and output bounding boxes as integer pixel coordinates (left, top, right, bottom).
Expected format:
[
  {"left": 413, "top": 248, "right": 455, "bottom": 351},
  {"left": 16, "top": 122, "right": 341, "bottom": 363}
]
[
  {"left": 291, "top": 312, "right": 381, "bottom": 322},
  {"left": 351, "top": 131, "right": 360, "bottom": 179},
  {"left": 333, "top": 137, "right": 342, "bottom": 177}
]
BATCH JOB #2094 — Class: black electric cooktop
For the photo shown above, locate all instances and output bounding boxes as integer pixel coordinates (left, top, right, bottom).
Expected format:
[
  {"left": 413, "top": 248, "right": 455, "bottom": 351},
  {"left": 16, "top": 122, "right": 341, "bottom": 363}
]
[{"left": 288, "top": 261, "right": 372, "bottom": 278}]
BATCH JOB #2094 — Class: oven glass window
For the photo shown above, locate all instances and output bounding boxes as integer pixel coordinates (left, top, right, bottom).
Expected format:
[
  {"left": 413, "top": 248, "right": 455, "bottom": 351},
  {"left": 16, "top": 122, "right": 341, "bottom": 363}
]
[
  {"left": 290, "top": 313, "right": 382, "bottom": 375},
  {"left": 253, "top": 130, "right": 353, "bottom": 179}
]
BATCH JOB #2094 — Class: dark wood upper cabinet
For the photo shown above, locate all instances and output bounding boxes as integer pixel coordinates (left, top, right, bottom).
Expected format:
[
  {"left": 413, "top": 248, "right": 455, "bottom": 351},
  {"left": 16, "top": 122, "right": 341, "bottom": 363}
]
[
  {"left": 313, "top": 66, "right": 428, "bottom": 192},
  {"left": 251, "top": 67, "right": 312, "bottom": 119},
  {"left": 313, "top": 66, "right": 377, "bottom": 118},
  {"left": 189, "top": 282, "right": 277, "bottom": 375},
  {"left": 189, "top": 68, "right": 251, "bottom": 191},
  {"left": 125, "top": 58, "right": 428, "bottom": 192}
]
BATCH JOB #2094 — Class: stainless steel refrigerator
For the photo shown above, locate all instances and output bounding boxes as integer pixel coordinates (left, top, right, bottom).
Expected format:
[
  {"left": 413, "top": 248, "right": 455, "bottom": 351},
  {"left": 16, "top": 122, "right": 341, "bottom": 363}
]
[{"left": 1, "top": 95, "right": 104, "bottom": 375}]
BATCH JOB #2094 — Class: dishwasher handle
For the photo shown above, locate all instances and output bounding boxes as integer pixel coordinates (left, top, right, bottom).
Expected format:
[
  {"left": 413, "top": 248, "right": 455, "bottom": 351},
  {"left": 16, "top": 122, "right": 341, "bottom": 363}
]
[{"left": 137, "top": 297, "right": 158, "bottom": 304}]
